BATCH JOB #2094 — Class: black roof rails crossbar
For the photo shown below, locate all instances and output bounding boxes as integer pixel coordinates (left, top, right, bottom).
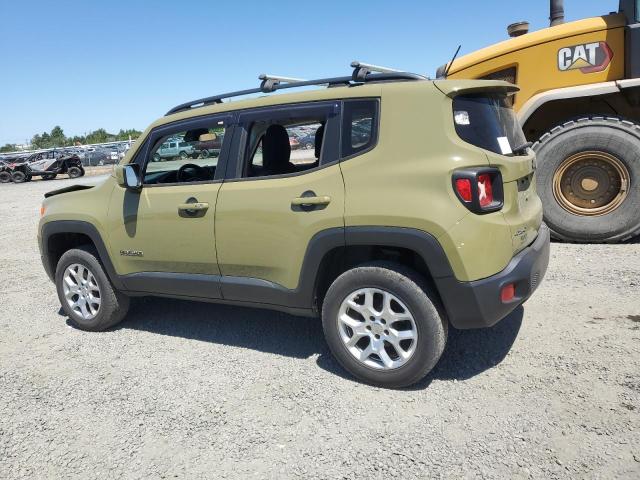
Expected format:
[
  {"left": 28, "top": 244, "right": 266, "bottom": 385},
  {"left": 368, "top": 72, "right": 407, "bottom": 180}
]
[{"left": 166, "top": 67, "right": 427, "bottom": 116}]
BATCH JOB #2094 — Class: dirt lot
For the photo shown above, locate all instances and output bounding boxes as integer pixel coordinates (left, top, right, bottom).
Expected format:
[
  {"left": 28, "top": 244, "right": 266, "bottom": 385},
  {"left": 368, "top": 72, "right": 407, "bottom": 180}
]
[{"left": 0, "top": 176, "right": 639, "bottom": 479}]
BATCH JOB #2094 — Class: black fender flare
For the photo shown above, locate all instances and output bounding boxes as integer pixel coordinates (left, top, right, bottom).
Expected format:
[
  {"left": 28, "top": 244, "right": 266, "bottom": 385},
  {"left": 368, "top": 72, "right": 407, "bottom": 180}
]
[{"left": 40, "top": 220, "right": 125, "bottom": 290}]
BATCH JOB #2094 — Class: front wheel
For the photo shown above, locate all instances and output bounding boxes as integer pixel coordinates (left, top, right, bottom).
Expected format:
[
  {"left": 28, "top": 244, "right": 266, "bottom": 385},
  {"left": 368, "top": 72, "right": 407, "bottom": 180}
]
[
  {"left": 55, "top": 246, "right": 129, "bottom": 331},
  {"left": 321, "top": 262, "right": 447, "bottom": 388},
  {"left": 534, "top": 117, "right": 640, "bottom": 242},
  {"left": 0, "top": 171, "right": 11, "bottom": 183}
]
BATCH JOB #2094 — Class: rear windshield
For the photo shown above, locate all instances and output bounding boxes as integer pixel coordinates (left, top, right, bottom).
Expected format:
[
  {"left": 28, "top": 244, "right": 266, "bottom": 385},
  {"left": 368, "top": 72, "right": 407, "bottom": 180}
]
[{"left": 453, "top": 94, "right": 527, "bottom": 156}]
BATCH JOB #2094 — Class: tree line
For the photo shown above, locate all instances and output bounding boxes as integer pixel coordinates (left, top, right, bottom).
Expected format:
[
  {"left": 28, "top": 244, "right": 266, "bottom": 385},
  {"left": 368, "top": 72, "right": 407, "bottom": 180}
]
[{"left": 0, "top": 126, "right": 142, "bottom": 153}]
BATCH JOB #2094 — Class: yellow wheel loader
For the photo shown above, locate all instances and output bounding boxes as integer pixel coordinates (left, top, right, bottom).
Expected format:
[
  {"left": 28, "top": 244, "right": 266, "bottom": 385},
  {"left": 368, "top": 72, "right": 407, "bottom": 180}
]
[{"left": 439, "top": 0, "right": 640, "bottom": 242}]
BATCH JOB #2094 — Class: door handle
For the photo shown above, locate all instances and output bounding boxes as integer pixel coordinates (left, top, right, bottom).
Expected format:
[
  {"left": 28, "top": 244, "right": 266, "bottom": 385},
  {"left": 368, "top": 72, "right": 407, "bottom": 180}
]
[
  {"left": 178, "top": 202, "right": 209, "bottom": 214},
  {"left": 291, "top": 195, "right": 331, "bottom": 207}
]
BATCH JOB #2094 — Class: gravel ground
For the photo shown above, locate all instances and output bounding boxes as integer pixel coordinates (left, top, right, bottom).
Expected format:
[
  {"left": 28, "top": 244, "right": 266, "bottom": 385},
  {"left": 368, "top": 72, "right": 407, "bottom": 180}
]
[{"left": 1, "top": 177, "right": 639, "bottom": 479}]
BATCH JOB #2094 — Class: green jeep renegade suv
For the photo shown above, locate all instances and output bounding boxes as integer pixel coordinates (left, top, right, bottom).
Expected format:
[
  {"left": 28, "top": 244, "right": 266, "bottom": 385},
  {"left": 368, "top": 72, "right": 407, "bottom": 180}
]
[{"left": 38, "top": 63, "right": 550, "bottom": 387}]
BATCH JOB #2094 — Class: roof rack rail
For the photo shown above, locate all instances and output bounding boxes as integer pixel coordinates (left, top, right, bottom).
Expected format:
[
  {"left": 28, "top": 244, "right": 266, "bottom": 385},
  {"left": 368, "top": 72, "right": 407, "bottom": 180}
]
[
  {"left": 350, "top": 61, "right": 403, "bottom": 81},
  {"left": 259, "top": 74, "right": 308, "bottom": 93},
  {"left": 165, "top": 62, "right": 427, "bottom": 116}
]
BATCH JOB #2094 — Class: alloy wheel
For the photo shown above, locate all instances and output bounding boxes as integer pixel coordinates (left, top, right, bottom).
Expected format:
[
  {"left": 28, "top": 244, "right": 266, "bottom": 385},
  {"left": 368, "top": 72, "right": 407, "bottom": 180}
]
[
  {"left": 337, "top": 288, "right": 418, "bottom": 370},
  {"left": 63, "top": 263, "right": 101, "bottom": 320}
]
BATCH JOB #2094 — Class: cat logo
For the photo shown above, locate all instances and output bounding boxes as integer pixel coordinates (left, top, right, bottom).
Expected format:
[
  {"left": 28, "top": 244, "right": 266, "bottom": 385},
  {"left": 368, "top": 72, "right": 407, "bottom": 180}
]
[{"left": 557, "top": 42, "right": 613, "bottom": 73}]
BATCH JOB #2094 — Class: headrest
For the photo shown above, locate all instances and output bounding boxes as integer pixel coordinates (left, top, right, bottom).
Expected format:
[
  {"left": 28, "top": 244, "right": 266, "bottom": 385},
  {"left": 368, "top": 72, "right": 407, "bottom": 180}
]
[
  {"left": 183, "top": 128, "right": 208, "bottom": 143},
  {"left": 199, "top": 133, "right": 216, "bottom": 142}
]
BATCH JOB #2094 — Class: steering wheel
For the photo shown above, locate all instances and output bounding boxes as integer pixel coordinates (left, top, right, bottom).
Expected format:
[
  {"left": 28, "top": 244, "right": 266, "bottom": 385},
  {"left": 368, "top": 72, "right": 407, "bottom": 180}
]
[{"left": 176, "top": 163, "right": 207, "bottom": 183}]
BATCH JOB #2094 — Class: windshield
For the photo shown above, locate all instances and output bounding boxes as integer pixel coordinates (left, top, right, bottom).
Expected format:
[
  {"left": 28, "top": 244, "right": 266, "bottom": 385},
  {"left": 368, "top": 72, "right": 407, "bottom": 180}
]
[{"left": 452, "top": 93, "right": 527, "bottom": 156}]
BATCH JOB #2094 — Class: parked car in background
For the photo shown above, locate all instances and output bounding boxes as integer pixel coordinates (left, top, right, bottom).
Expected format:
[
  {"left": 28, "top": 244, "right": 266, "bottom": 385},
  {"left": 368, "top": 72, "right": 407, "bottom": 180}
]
[
  {"left": 152, "top": 139, "right": 195, "bottom": 161},
  {"left": 297, "top": 132, "right": 316, "bottom": 150},
  {"left": 193, "top": 132, "right": 224, "bottom": 158},
  {"left": 11, "top": 150, "right": 85, "bottom": 182},
  {"left": 289, "top": 135, "right": 300, "bottom": 150}
]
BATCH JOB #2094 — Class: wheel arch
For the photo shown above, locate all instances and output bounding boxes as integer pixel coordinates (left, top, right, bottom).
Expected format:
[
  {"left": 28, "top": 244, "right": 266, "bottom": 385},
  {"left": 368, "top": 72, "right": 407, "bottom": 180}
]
[
  {"left": 40, "top": 220, "right": 124, "bottom": 290},
  {"left": 521, "top": 82, "right": 640, "bottom": 142},
  {"left": 305, "top": 227, "right": 455, "bottom": 314}
]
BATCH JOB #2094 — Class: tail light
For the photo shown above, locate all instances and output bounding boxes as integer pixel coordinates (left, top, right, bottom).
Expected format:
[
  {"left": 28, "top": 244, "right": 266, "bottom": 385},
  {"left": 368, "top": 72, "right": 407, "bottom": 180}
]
[{"left": 452, "top": 168, "right": 503, "bottom": 214}]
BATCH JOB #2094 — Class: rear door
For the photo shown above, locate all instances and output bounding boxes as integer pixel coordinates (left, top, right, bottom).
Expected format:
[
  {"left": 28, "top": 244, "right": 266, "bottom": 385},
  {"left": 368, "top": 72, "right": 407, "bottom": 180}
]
[{"left": 215, "top": 101, "right": 344, "bottom": 298}]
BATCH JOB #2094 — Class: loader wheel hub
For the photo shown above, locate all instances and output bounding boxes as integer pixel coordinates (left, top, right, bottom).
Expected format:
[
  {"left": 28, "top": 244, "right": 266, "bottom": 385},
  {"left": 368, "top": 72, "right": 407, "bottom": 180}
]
[{"left": 553, "top": 151, "right": 629, "bottom": 216}]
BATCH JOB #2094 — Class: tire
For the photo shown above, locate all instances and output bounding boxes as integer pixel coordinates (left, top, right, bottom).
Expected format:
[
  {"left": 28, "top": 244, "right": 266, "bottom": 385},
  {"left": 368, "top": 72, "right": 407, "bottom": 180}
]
[
  {"left": 153, "top": 153, "right": 161, "bottom": 162},
  {"left": 42, "top": 173, "right": 57, "bottom": 180},
  {"left": 67, "top": 166, "right": 82, "bottom": 179},
  {"left": 321, "top": 262, "right": 448, "bottom": 388},
  {"left": 179, "top": 151, "right": 188, "bottom": 159},
  {"left": 304, "top": 142, "right": 314, "bottom": 150},
  {"left": 533, "top": 117, "right": 640, "bottom": 242},
  {"left": 0, "top": 171, "right": 11, "bottom": 183},
  {"left": 55, "top": 245, "right": 130, "bottom": 331},
  {"left": 201, "top": 149, "right": 210, "bottom": 159},
  {"left": 11, "top": 170, "right": 26, "bottom": 183}
]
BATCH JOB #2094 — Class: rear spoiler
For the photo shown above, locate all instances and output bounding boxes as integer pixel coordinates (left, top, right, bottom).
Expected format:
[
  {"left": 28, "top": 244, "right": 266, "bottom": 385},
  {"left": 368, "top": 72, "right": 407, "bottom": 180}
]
[{"left": 433, "top": 79, "right": 519, "bottom": 98}]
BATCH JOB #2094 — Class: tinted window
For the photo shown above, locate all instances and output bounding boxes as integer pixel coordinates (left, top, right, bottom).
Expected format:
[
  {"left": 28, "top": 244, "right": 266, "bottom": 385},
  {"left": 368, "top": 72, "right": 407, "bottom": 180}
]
[
  {"left": 453, "top": 94, "right": 527, "bottom": 156},
  {"left": 143, "top": 119, "right": 229, "bottom": 185},
  {"left": 244, "top": 118, "right": 326, "bottom": 178},
  {"left": 342, "top": 100, "right": 378, "bottom": 158}
]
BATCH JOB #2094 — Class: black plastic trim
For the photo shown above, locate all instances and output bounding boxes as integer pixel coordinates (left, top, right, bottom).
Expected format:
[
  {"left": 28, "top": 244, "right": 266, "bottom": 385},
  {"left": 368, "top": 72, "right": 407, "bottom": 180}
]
[
  {"left": 122, "top": 272, "right": 222, "bottom": 299},
  {"left": 39, "top": 220, "right": 125, "bottom": 290},
  {"left": 435, "top": 224, "right": 550, "bottom": 329}
]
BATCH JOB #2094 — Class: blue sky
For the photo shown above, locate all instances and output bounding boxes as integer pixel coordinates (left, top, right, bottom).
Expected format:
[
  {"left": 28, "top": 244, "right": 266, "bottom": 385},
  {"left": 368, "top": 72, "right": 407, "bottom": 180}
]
[{"left": 0, "top": 0, "right": 619, "bottom": 145}]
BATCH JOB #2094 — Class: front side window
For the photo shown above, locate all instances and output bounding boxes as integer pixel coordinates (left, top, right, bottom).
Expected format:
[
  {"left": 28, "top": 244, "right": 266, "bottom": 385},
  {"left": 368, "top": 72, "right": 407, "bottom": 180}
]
[
  {"left": 244, "top": 118, "right": 326, "bottom": 178},
  {"left": 143, "top": 120, "right": 229, "bottom": 185},
  {"left": 342, "top": 99, "right": 378, "bottom": 158},
  {"left": 453, "top": 93, "right": 527, "bottom": 156}
]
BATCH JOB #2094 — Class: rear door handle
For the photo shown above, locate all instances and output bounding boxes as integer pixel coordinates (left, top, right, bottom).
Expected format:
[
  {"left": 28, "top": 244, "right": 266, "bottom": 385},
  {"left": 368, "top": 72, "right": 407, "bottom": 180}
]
[{"left": 291, "top": 195, "right": 331, "bottom": 207}]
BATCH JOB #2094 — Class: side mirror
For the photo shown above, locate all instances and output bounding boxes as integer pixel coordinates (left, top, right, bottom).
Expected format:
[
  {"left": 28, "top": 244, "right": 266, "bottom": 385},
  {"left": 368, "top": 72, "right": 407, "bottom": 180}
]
[{"left": 115, "top": 164, "right": 142, "bottom": 191}]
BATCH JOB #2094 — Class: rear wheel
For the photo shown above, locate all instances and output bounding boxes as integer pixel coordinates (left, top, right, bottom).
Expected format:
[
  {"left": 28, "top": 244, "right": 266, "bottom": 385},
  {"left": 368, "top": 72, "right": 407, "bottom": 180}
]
[
  {"left": 55, "top": 246, "right": 129, "bottom": 331},
  {"left": 179, "top": 151, "right": 188, "bottom": 159},
  {"left": 0, "top": 171, "right": 11, "bottom": 183},
  {"left": 11, "top": 171, "right": 26, "bottom": 183},
  {"left": 534, "top": 117, "right": 640, "bottom": 242},
  {"left": 67, "top": 166, "right": 82, "bottom": 179},
  {"left": 321, "top": 262, "right": 447, "bottom": 388}
]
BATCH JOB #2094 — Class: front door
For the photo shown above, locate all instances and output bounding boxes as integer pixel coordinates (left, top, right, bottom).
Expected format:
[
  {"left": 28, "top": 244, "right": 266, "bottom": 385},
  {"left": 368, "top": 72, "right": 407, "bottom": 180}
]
[
  {"left": 106, "top": 114, "right": 233, "bottom": 296},
  {"left": 215, "top": 102, "right": 345, "bottom": 299}
]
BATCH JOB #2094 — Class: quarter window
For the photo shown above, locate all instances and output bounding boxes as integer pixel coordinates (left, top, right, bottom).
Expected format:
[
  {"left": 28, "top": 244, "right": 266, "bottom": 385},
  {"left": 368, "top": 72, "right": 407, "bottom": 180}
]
[{"left": 342, "top": 99, "right": 378, "bottom": 158}]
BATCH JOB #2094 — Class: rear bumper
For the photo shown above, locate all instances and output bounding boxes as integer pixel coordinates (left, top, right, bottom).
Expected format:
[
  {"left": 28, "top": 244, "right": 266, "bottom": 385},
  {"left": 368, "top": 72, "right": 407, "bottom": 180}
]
[{"left": 436, "top": 223, "right": 550, "bottom": 329}]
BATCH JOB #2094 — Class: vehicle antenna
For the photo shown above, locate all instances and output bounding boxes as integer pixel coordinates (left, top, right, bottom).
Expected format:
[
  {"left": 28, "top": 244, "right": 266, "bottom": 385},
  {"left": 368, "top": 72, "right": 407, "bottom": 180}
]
[{"left": 443, "top": 45, "right": 462, "bottom": 78}]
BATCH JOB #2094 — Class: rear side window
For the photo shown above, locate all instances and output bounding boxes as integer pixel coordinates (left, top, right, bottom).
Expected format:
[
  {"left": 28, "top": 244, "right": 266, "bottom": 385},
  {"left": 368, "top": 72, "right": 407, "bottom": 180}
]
[
  {"left": 342, "top": 99, "right": 378, "bottom": 158},
  {"left": 453, "top": 94, "right": 527, "bottom": 156}
]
